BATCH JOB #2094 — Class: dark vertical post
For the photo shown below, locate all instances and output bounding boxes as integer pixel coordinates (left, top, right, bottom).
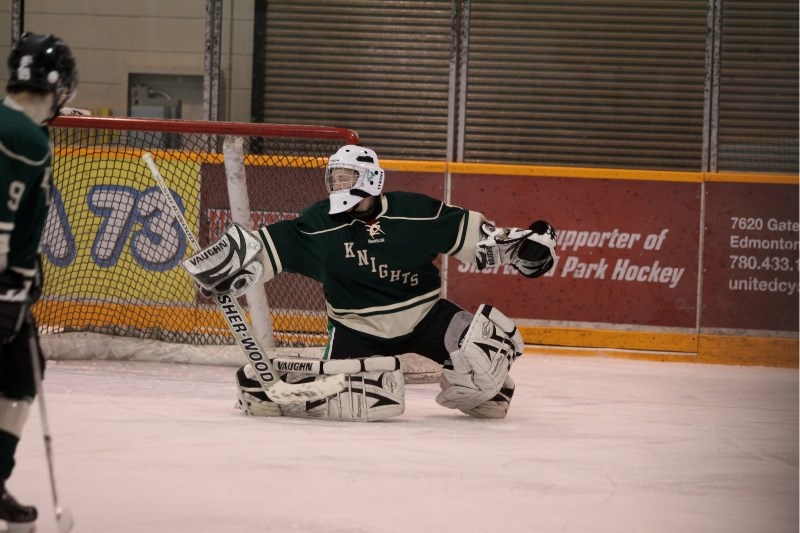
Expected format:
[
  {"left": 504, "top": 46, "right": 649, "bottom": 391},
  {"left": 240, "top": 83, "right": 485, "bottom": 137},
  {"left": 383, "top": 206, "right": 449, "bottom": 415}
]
[{"left": 250, "top": 0, "right": 267, "bottom": 124}]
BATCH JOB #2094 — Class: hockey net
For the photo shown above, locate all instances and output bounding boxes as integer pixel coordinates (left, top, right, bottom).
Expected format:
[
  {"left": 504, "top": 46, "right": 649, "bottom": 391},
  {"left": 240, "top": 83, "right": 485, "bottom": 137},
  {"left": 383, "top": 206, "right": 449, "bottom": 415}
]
[{"left": 35, "top": 116, "right": 354, "bottom": 364}]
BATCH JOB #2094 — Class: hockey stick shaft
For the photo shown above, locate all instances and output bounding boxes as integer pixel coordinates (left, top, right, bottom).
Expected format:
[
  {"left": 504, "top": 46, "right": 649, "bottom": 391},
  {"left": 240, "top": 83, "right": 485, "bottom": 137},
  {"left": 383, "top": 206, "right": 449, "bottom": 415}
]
[
  {"left": 141, "top": 153, "right": 345, "bottom": 403},
  {"left": 28, "top": 330, "right": 74, "bottom": 533}
]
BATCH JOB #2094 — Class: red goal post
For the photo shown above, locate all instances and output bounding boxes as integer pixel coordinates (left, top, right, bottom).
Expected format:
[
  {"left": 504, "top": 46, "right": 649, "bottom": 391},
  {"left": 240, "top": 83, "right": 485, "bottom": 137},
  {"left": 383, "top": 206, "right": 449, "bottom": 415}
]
[{"left": 35, "top": 116, "right": 358, "bottom": 362}]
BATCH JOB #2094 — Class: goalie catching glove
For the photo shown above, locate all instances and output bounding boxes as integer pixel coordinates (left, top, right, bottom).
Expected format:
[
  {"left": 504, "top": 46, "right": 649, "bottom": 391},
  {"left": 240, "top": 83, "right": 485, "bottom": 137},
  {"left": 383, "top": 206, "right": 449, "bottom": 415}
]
[
  {"left": 475, "top": 220, "right": 557, "bottom": 278},
  {"left": 182, "top": 223, "right": 264, "bottom": 297}
]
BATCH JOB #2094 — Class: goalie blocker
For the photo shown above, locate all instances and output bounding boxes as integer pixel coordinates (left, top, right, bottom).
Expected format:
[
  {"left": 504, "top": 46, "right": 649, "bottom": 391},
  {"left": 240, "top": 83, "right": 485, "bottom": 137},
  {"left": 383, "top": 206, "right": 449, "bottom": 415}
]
[{"left": 182, "top": 223, "right": 265, "bottom": 298}]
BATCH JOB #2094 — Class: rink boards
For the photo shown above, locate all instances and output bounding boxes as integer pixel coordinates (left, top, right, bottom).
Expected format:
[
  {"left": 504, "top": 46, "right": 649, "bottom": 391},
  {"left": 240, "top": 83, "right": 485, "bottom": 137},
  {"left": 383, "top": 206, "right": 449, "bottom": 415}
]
[{"left": 34, "top": 152, "right": 798, "bottom": 367}]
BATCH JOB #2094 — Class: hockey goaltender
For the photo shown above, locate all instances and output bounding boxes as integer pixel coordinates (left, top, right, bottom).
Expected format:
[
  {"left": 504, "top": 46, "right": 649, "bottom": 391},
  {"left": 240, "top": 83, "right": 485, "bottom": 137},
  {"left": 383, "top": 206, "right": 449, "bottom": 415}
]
[{"left": 183, "top": 145, "right": 557, "bottom": 422}]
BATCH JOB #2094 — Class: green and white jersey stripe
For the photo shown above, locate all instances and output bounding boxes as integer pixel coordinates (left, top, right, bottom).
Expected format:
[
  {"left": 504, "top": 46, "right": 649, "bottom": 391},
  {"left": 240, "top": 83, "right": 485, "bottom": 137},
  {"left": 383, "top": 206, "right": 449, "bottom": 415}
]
[{"left": 257, "top": 191, "right": 485, "bottom": 342}]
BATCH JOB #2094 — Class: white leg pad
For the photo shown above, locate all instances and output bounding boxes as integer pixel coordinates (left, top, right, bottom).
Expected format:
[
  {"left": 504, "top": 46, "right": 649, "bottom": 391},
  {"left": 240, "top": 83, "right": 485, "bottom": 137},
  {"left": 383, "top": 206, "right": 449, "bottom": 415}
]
[
  {"left": 457, "top": 375, "right": 515, "bottom": 419},
  {"left": 235, "top": 356, "right": 405, "bottom": 422},
  {"left": 280, "top": 356, "right": 405, "bottom": 422},
  {"left": 435, "top": 304, "right": 523, "bottom": 411}
]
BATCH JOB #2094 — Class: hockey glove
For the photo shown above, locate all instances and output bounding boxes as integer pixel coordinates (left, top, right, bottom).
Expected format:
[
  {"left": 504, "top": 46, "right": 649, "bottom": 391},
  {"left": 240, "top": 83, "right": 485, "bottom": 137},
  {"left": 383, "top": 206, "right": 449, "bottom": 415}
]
[
  {"left": 517, "top": 220, "right": 557, "bottom": 278},
  {"left": 475, "top": 220, "right": 557, "bottom": 278},
  {"left": 0, "top": 270, "right": 31, "bottom": 343},
  {"left": 182, "top": 223, "right": 265, "bottom": 298}
]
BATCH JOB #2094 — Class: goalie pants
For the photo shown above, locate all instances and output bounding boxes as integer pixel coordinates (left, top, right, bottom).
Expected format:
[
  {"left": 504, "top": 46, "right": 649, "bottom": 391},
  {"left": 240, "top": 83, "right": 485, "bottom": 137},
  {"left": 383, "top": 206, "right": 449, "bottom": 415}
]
[
  {"left": 0, "top": 318, "right": 44, "bottom": 481},
  {"left": 325, "top": 299, "right": 466, "bottom": 365}
]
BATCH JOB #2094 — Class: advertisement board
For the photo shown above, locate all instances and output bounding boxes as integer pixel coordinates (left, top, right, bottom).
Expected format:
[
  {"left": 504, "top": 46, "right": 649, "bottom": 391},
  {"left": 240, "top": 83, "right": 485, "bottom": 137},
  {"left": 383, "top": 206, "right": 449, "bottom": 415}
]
[
  {"left": 701, "top": 182, "right": 799, "bottom": 332},
  {"left": 447, "top": 174, "right": 701, "bottom": 327},
  {"left": 42, "top": 154, "right": 199, "bottom": 304}
]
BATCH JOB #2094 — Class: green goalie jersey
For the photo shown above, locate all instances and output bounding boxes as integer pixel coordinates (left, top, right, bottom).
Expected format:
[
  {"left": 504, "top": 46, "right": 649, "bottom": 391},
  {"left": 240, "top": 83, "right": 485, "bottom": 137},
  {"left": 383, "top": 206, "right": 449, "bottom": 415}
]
[
  {"left": 0, "top": 97, "right": 52, "bottom": 279},
  {"left": 257, "top": 191, "right": 485, "bottom": 342}
]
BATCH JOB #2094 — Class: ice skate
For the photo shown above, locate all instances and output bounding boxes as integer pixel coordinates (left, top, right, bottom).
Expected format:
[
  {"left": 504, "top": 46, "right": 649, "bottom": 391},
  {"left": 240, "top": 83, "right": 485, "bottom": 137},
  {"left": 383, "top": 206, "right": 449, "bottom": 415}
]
[{"left": 0, "top": 484, "right": 37, "bottom": 533}]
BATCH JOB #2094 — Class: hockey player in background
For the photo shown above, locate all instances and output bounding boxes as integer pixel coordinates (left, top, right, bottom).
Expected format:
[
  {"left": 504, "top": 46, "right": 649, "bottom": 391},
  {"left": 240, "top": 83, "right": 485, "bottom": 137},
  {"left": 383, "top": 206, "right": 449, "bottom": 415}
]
[
  {"left": 184, "top": 145, "right": 557, "bottom": 422},
  {"left": 0, "top": 33, "right": 77, "bottom": 528}
]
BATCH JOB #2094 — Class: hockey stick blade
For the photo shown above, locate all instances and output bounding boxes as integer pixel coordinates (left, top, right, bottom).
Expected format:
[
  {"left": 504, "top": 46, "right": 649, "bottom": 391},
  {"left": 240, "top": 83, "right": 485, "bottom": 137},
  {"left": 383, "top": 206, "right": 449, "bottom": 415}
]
[
  {"left": 142, "top": 152, "right": 346, "bottom": 404},
  {"left": 56, "top": 507, "right": 75, "bottom": 533}
]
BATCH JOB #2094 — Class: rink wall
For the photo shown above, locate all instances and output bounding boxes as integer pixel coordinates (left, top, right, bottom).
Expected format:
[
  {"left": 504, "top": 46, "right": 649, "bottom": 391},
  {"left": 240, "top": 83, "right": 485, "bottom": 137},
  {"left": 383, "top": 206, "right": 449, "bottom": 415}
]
[
  {"left": 383, "top": 160, "right": 799, "bottom": 368},
  {"left": 36, "top": 154, "right": 797, "bottom": 370}
]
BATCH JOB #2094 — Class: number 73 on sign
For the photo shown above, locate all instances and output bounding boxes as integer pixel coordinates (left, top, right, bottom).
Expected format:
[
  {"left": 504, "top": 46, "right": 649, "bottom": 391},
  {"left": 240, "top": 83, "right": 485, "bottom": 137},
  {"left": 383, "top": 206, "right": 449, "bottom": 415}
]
[{"left": 42, "top": 183, "right": 190, "bottom": 272}]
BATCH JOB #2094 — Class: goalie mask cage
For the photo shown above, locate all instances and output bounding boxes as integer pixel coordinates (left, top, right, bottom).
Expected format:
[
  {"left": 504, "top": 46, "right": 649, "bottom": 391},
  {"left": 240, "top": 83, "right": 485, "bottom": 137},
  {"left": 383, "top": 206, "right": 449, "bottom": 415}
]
[{"left": 35, "top": 116, "right": 359, "bottom": 360}]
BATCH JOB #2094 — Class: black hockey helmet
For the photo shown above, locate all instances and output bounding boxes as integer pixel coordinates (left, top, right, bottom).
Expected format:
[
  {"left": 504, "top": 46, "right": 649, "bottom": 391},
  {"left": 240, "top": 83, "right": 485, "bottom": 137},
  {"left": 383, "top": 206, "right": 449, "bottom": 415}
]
[{"left": 7, "top": 32, "right": 78, "bottom": 119}]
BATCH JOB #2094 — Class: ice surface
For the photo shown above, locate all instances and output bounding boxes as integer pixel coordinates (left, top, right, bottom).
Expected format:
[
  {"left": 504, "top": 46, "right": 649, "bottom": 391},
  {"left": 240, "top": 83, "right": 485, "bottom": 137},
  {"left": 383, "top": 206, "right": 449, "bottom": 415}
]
[{"left": 7, "top": 355, "right": 798, "bottom": 533}]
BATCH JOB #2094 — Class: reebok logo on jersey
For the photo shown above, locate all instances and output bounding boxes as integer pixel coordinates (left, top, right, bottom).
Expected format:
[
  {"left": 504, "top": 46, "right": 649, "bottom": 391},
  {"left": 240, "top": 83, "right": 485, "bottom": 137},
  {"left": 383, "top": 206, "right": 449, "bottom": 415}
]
[
  {"left": 366, "top": 222, "right": 385, "bottom": 243},
  {"left": 366, "top": 222, "right": 384, "bottom": 238}
]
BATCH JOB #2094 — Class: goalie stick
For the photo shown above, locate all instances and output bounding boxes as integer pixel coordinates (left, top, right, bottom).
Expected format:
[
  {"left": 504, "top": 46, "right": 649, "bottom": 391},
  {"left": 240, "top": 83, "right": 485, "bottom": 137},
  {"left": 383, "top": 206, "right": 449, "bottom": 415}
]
[{"left": 141, "top": 152, "right": 346, "bottom": 404}]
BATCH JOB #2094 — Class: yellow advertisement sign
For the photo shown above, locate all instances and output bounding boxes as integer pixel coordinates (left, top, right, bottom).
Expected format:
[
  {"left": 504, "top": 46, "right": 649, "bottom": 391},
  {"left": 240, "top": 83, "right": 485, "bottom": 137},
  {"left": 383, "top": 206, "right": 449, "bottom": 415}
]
[{"left": 42, "top": 152, "right": 199, "bottom": 304}]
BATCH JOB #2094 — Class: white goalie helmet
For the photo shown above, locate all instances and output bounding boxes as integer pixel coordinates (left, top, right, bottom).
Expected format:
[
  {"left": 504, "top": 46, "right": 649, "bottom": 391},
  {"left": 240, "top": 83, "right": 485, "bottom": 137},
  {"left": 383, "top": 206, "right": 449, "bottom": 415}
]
[{"left": 325, "top": 145, "right": 385, "bottom": 214}]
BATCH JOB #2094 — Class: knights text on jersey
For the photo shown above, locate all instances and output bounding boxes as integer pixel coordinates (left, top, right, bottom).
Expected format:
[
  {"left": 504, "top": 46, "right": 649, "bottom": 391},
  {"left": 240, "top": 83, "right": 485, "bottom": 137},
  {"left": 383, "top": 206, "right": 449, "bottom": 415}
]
[
  {"left": 0, "top": 98, "right": 52, "bottom": 276},
  {"left": 257, "top": 192, "right": 483, "bottom": 341}
]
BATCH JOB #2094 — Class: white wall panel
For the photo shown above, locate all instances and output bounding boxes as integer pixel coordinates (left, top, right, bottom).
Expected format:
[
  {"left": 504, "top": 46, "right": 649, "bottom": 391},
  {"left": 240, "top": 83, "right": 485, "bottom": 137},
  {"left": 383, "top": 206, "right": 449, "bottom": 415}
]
[{"left": 5, "top": 0, "right": 252, "bottom": 121}]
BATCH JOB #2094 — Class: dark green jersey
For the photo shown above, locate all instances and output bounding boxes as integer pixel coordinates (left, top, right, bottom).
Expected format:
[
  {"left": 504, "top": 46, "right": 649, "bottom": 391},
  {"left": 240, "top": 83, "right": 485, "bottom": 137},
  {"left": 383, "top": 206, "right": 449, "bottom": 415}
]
[
  {"left": 0, "top": 97, "right": 52, "bottom": 281},
  {"left": 257, "top": 191, "right": 484, "bottom": 342}
]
